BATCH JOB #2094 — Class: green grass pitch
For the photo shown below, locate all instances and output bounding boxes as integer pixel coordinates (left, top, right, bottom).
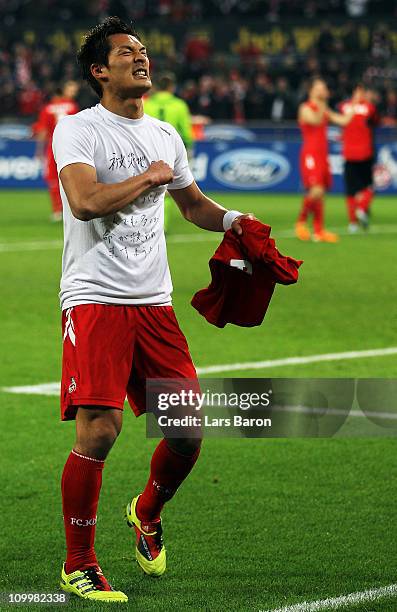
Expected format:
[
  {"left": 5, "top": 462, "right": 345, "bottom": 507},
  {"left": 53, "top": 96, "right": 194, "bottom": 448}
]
[{"left": 0, "top": 190, "right": 396, "bottom": 611}]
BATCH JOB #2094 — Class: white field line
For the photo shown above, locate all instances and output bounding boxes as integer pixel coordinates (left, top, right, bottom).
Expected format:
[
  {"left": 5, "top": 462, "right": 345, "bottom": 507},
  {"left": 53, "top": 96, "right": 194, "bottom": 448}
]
[
  {"left": 0, "top": 224, "right": 396, "bottom": 253},
  {"left": 168, "top": 224, "right": 397, "bottom": 241},
  {"left": 2, "top": 346, "right": 397, "bottom": 405},
  {"left": 2, "top": 382, "right": 61, "bottom": 396},
  {"left": 1, "top": 383, "right": 396, "bottom": 421},
  {"left": 264, "top": 583, "right": 397, "bottom": 612},
  {"left": 274, "top": 404, "right": 397, "bottom": 421},
  {"left": 196, "top": 346, "right": 397, "bottom": 374},
  {"left": 3, "top": 382, "right": 395, "bottom": 421},
  {"left": 198, "top": 402, "right": 397, "bottom": 421},
  {"left": 0, "top": 239, "right": 63, "bottom": 252}
]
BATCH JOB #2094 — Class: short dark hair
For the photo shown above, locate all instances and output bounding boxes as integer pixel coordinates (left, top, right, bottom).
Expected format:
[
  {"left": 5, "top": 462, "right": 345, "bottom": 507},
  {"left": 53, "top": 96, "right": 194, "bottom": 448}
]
[
  {"left": 77, "top": 16, "right": 139, "bottom": 98},
  {"left": 158, "top": 72, "right": 176, "bottom": 91},
  {"left": 353, "top": 81, "right": 365, "bottom": 92},
  {"left": 308, "top": 76, "right": 326, "bottom": 92}
]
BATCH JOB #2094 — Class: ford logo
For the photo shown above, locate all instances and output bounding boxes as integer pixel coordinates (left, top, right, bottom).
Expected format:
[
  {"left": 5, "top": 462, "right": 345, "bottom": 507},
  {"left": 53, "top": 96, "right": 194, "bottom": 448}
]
[{"left": 211, "top": 148, "right": 290, "bottom": 190}]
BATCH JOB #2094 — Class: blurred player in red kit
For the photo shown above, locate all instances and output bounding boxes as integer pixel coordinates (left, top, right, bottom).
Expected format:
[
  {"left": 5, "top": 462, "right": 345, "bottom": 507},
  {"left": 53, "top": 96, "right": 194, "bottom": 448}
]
[
  {"left": 295, "top": 78, "right": 353, "bottom": 242},
  {"left": 339, "top": 83, "right": 379, "bottom": 232},
  {"left": 35, "top": 81, "right": 79, "bottom": 221}
]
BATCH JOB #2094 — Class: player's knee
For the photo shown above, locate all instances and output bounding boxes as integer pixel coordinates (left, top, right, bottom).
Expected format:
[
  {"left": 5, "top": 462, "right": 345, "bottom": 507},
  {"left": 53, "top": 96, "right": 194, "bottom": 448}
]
[
  {"left": 310, "top": 185, "right": 324, "bottom": 199},
  {"left": 77, "top": 425, "right": 119, "bottom": 459},
  {"left": 76, "top": 408, "right": 122, "bottom": 458},
  {"left": 93, "top": 422, "right": 120, "bottom": 449},
  {"left": 167, "top": 436, "right": 202, "bottom": 456}
]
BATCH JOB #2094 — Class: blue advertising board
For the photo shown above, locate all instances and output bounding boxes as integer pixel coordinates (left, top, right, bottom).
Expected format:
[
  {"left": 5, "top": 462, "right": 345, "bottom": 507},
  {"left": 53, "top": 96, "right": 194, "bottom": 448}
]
[
  {"left": 1, "top": 126, "right": 397, "bottom": 193},
  {"left": 0, "top": 140, "right": 45, "bottom": 189},
  {"left": 192, "top": 132, "right": 397, "bottom": 194}
]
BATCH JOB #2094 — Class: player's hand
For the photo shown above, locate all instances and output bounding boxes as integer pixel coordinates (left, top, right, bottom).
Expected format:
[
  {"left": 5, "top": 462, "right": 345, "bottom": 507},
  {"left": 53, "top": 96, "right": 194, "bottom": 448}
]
[
  {"left": 145, "top": 161, "right": 174, "bottom": 187},
  {"left": 346, "top": 107, "right": 356, "bottom": 120},
  {"left": 231, "top": 213, "right": 256, "bottom": 235}
]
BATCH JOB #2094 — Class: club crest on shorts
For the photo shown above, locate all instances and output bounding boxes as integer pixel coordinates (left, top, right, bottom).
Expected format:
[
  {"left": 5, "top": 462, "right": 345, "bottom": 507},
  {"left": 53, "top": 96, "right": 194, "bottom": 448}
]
[
  {"left": 68, "top": 377, "right": 77, "bottom": 394},
  {"left": 63, "top": 308, "right": 76, "bottom": 346}
]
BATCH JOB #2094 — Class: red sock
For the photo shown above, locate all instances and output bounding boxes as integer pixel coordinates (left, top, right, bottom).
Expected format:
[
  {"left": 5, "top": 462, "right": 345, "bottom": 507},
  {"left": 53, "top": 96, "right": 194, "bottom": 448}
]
[
  {"left": 357, "top": 187, "right": 373, "bottom": 212},
  {"left": 347, "top": 196, "right": 357, "bottom": 223},
  {"left": 137, "top": 439, "right": 200, "bottom": 522},
  {"left": 312, "top": 198, "right": 324, "bottom": 234},
  {"left": 61, "top": 450, "right": 104, "bottom": 573},
  {"left": 297, "top": 195, "right": 314, "bottom": 223}
]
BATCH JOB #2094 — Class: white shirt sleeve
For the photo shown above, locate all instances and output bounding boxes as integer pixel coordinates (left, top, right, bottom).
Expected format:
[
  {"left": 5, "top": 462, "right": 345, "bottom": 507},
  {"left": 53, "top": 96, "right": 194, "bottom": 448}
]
[
  {"left": 167, "top": 128, "right": 194, "bottom": 191},
  {"left": 52, "top": 116, "right": 96, "bottom": 175}
]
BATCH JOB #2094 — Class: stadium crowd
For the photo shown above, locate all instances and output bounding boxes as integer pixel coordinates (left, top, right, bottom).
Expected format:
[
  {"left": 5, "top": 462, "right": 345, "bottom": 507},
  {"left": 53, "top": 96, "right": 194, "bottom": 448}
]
[
  {"left": 0, "top": 0, "right": 395, "bottom": 21},
  {"left": 0, "top": 2, "right": 396, "bottom": 123}
]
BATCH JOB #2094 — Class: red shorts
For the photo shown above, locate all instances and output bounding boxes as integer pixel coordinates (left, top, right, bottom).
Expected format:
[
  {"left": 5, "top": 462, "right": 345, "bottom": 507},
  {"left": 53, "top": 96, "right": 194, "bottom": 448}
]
[
  {"left": 60, "top": 304, "right": 197, "bottom": 421},
  {"left": 300, "top": 152, "right": 332, "bottom": 190}
]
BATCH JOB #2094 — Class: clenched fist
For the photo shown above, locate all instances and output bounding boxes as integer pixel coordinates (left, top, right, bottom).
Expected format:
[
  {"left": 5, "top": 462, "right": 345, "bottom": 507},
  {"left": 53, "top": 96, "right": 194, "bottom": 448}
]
[
  {"left": 231, "top": 213, "right": 256, "bottom": 235},
  {"left": 145, "top": 160, "right": 174, "bottom": 187}
]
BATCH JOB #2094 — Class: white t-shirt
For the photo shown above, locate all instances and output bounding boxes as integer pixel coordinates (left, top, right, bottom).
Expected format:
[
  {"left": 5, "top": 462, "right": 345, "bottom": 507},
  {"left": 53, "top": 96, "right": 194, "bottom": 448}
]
[{"left": 52, "top": 103, "right": 194, "bottom": 310}]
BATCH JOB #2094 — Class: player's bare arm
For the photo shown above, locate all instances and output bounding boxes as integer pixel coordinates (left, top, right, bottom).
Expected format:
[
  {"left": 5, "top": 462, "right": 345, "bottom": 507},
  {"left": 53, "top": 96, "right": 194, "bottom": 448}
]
[
  {"left": 59, "top": 160, "right": 173, "bottom": 221},
  {"left": 328, "top": 108, "right": 354, "bottom": 127},
  {"left": 298, "top": 103, "right": 327, "bottom": 126},
  {"left": 170, "top": 180, "right": 254, "bottom": 234}
]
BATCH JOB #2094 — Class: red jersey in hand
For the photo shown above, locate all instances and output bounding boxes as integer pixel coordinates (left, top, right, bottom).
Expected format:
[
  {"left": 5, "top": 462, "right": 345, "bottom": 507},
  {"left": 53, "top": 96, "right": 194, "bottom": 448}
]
[
  {"left": 339, "top": 98, "right": 379, "bottom": 161},
  {"left": 191, "top": 219, "right": 303, "bottom": 328}
]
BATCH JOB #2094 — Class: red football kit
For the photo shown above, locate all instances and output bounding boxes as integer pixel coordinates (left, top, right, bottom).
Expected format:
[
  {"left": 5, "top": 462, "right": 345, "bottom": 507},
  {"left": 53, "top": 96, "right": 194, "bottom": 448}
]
[
  {"left": 35, "top": 97, "right": 78, "bottom": 212},
  {"left": 339, "top": 98, "right": 379, "bottom": 222},
  {"left": 61, "top": 304, "right": 197, "bottom": 421},
  {"left": 299, "top": 101, "right": 331, "bottom": 189},
  {"left": 339, "top": 98, "right": 378, "bottom": 161},
  {"left": 296, "top": 101, "right": 339, "bottom": 240}
]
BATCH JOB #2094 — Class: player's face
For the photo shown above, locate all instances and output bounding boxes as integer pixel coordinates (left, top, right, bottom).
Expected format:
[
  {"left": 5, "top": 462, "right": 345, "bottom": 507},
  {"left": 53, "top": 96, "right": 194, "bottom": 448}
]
[
  {"left": 353, "top": 86, "right": 365, "bottom": 99},
  {"left": 64, "top": 82, "right": 79, "bottom": 99},
  {"left": 366, "top": 89, "right": 378, "bottom": 105},
  {"left": 101, "top": 34, "right": 152, "bottom": 98},
  {"left": 311, "top": 80, "right": 329, "bottom": 101}
]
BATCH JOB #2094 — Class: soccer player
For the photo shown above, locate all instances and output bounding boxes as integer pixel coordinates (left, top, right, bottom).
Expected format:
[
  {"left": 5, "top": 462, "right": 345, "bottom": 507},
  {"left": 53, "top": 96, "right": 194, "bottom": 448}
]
[
  {"left": 339, "top": 83, "right": 379, "bottom": 232},
  {"left": 144, "top": 72, "right": 193, "bottom": 150},
  {"left": 295, "top": 77, "right": 353, "bottom": 242},
  {"left": 34, "top": 81, "right": 79, "bottom": 221},
  {"left": 144, "top": 72, "right": 193, "bottom": 232},
  {"left": 53, "top": 17, "right": 252, "bottom": 603}
]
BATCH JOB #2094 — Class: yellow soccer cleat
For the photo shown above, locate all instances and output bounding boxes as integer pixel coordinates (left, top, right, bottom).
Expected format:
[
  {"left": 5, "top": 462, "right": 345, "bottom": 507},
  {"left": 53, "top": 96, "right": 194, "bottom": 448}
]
[
  {"left": 313, "top": 229, "right": 339, "bottom": 243},
  {"left": 125, "top": 495, "right": 166, "bottom": 577},
  {"left": 60, "top": 563, "right": 128, "bottom": 602},
  {"left": 295, "top": 222, "right": 311, "bottom": 241}
]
